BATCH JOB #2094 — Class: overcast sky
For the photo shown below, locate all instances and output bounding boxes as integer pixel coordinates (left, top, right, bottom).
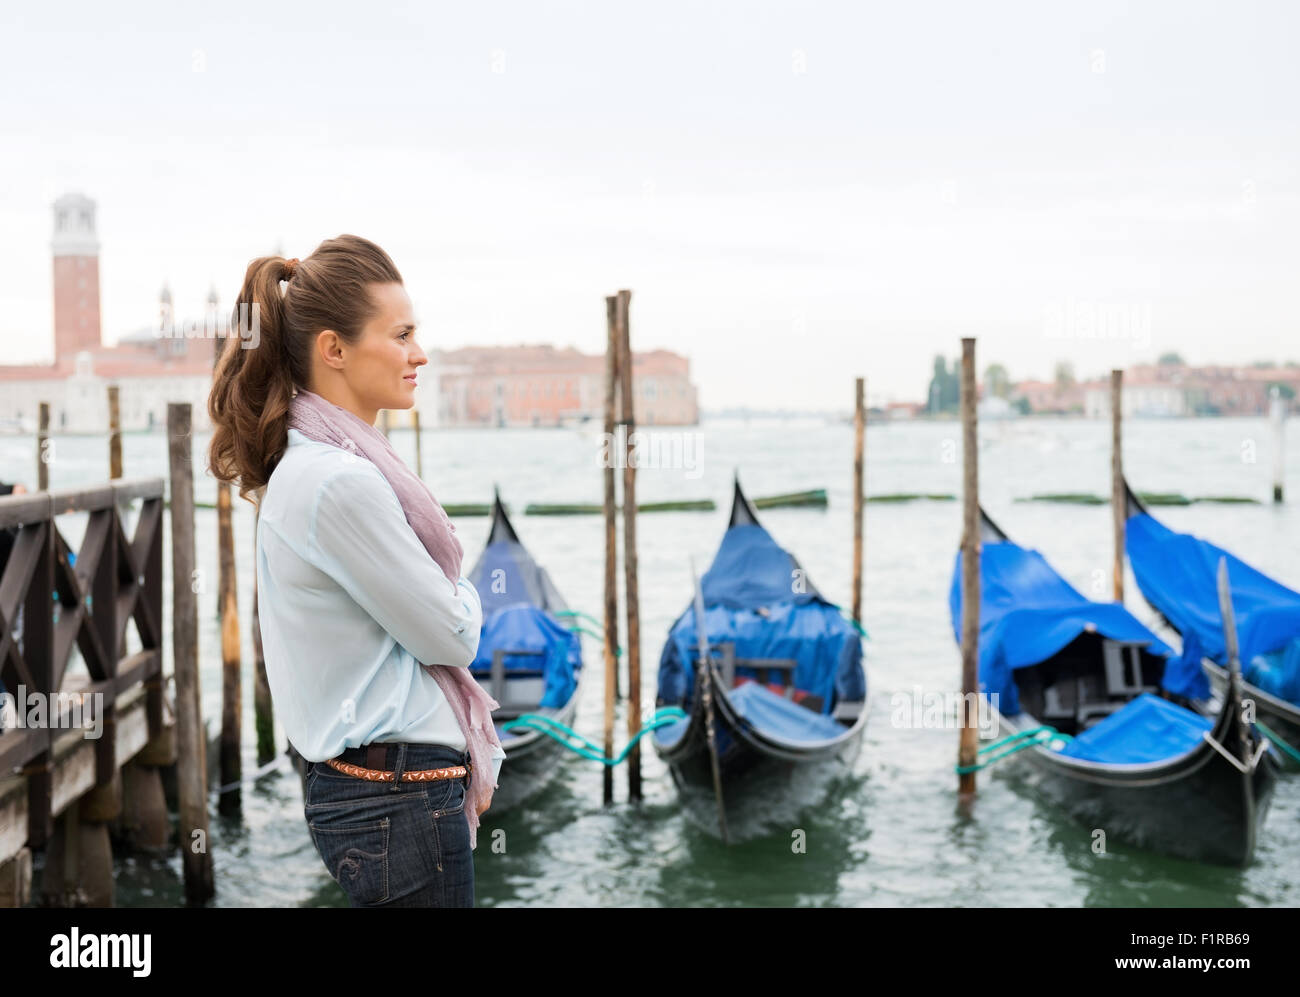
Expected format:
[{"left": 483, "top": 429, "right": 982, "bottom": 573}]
[{"left": 2, "top": 1, "right": 1297, "bottom": 409}]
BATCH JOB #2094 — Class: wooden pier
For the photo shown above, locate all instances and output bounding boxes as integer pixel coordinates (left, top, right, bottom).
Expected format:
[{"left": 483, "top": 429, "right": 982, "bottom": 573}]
[
  {"left": 0, "top": 477, "right": 176, "bottom": 906},
  {"left": 0, "top": 401, "right": 217, "bottom": 906}
]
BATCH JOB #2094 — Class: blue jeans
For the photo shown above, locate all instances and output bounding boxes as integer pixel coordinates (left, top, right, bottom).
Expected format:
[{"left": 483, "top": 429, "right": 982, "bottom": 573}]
[{"left": 303, "top": 743, "right": 475, "bottom": 907}]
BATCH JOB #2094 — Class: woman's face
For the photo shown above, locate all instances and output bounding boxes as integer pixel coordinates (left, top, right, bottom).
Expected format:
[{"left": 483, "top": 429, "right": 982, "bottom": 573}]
[{"left": 318, "top": 281, "right": 427, "bottom": 423}]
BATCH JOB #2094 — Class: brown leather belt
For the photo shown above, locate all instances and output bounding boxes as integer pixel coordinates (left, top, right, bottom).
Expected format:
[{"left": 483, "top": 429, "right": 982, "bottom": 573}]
[{"left": 324, "top": 756, "right": 469, "bottom": 783}]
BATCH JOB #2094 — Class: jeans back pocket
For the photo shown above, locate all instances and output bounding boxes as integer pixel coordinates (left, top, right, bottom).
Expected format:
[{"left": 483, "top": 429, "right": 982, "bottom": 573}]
[{"left": 308, "top": 816, "right": 391, "bottom": 906}]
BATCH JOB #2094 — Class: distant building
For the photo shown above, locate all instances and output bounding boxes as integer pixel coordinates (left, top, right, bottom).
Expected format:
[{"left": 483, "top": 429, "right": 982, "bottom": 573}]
[
  {"left": 434, "top": 344, "right": 699, "bottom": 427},
  {"left": 0, "top": 193, "right": 699, "bottom": 436},
  {"left": 1011, "top": 379, "right": 1085, "bottom": 415},
  {"left": 1080, "top": 362, "right": 1300, "bottom": 418},
  {"left": 0, "top": 193, "right": 219, "bottom": 433},
  {"left": 882, "top": 401, "right": 924, "bottom": 420}
]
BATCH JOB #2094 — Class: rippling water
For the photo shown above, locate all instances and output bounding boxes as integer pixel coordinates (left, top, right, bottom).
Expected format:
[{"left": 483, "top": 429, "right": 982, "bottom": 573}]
[{"left": 5, "top": 414, "right": 1297, "bottom": 907}]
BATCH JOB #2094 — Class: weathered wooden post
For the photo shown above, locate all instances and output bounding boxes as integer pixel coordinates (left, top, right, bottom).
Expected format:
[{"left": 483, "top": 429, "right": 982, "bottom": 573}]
[
  {"left": 167, "top": 402, "right": 215, "bottom": 901},
  {"left": 959, "top": 338, "right": 980, "bottom": 799},
  {"left": 37, "top": 401, "right": 50, "bottom": 491},
  {"left": 216, "top": 473, "right": 241, "bottom": 816},
  {"left": 1271, "top": 386, "right": 1286, "bottom": 504},
  {"left": 852, "top": 377, "right": 865, "bottom": 626},
  {"left": 616, "top": 289, "right": 642, "bottom": 802},
  {"left": 108, "top": 385, "right": 122, "bottom": 479},
  {"left": 602, "top": 294, "right": 621, "bottom": 805},
  {"left": 413, "top": 409, "right": 424, "bottom": 480},
  {"left": 108, "top": 386, "right": 127, "bottom": 669},
  {"left": 0, "top": 847, "right": 32, "bottom": 908},
  {"left": 1111, "top": 369, "right": 1124, "bottom": 602},
  {"left": 209, "top": 333, "right": 243, "bottom": 815},
  {"left": 252, "top": 499, "right": 276, "bottom": 767}
]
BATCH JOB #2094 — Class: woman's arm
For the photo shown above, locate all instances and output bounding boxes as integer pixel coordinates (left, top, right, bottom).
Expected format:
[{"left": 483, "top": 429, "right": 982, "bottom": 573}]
[{"left": 308, "top": 466, "right": 482, "bottom": 668}]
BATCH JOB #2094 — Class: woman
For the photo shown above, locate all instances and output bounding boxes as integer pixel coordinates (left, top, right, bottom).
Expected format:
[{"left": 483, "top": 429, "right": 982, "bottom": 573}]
[{"left": 207, "top": 234, "right": 505, "bottom": 907}]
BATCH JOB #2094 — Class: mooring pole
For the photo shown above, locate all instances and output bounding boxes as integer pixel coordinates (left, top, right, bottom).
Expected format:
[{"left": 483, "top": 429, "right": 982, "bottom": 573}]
[
  {"left": 959, "top": 338, "right": 980, "bottom": 799},
  {"left": 1111, "top": 369, "right": 1124, "bottom": 602},
  {"left": 37, "top": 401, "right": 50, "bottom": 491},
  {"left": 852, "top": 377, "right": 865, "bottom": 626},
  {"left": 413, "top": 409, "right": 424, "bottom": 480},
  {"left": 602, "top": 295, "right": 621, "bottom": 805},
  {"left": 108, "top": 385, "right": 122, "bottom": 479},
  {"left": 251, "top": 502, "right": 275, "bottom": 766},
  {"left": 616, "top": 289, "right": 643, "bottom": 802},
  {"left": 1271, "top": 386, "right": 1285, "bottom": 504},
  {"left": 167, "top": 403, "right": 215, "bottom": 902}
]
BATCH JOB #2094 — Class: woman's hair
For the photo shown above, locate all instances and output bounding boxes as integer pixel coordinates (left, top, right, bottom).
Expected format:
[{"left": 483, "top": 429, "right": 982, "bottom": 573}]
[{"left": 207, "top": 234, "right": 403, "bottom": 504}]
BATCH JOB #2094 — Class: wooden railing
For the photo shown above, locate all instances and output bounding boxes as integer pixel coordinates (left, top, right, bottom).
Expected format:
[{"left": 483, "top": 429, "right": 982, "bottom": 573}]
[{"left": 0, "top": 478, "right": 165, "bottom": 851}]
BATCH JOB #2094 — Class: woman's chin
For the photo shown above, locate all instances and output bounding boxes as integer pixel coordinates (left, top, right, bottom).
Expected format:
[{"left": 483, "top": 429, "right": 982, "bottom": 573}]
[{"left": 390, "top": 386, "right": 418, "bottom": 409}]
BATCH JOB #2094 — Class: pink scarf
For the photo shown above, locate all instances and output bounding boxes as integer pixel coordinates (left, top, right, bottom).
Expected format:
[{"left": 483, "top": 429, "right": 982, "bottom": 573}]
[{"left": 287, "top": 388, "right": 501, "bottom": 847}]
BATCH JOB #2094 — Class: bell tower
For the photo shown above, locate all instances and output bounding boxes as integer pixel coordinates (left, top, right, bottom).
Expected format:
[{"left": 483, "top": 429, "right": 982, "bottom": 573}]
[{"left": 51, "top": 192, "right": 102, "bottom": 363}]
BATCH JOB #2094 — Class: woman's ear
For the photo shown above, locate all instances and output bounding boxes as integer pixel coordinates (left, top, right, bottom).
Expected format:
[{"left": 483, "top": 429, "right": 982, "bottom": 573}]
[{"left": 315, "top": 329, "right": 347, "bottom": 371}]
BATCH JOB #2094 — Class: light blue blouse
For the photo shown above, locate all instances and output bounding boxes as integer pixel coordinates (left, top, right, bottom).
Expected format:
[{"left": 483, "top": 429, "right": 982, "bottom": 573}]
[{"left": 255, "top": 427, "right": 484, "bottom": 763}]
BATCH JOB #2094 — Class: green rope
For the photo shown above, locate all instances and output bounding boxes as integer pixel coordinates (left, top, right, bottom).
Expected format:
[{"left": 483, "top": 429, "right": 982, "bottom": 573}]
[
  {"left": 555, "top": 609, "right": 604, "bottom": 629},
  {"left": 501, "top": 707, "right": 688, "bottom": 766},
  {"left": 1256, "top": 718, "right": 1300, "bottom": 766},
  {"left": 954, "top": 725, "right": 1072, "bottom": 774},
  {"left": 554, "top": 611, "right": 623, "bottom": 657},
  {"left": 840, "top": 610, "right": 869, "bottom": 639}
]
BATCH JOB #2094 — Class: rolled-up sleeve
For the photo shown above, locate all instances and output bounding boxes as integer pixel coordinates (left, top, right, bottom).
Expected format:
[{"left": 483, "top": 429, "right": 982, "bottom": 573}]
[{"left": 308, "top": 466, "right": 482, "bottom": 668}]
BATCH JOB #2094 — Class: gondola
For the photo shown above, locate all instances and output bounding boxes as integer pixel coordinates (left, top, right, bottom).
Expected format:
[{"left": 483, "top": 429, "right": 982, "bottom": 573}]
[
  {"left": 1124, "top": 479, "right": 1300, "bottom": 768},
  {"left": 464, "top": 488, "right": 586, "bottom": 812},
  {"left": 949, "top": 508, "right": 1277, "bottom": 866},
  {"left": 652, "top": 476, "right": 868, "bottom": 841}
]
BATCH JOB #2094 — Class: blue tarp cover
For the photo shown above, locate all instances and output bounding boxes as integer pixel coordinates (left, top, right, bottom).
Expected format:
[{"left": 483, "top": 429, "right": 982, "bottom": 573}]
[
  {"left": 949, "top": 541, "right": 1174, "bottom": 715},
  {"left": 470, "top": 604, "right": 580, "bottom": 708},
  {"left": 1245, "top": 637, "right": 1300, "bottom": 704},
  {"left": 698, "top": 524, "right": 822, "bottom": 609},
  {"left": 1127, "top": 511, "right": 1300, "bottom": 703},
  {"left": 656, "top": 522, "right": 865, "bottom": 719},
  {"left": 726, "top": 681, "right": 849, "bottom": 741},
  {"left": 467, "top": 537, "right": 566, "bottom": 617},
  {"left": 658, "top": 600, "right": 866, "bottom": 713},
  {"left": 1056, "top": 692, "right": 1213, "bottom": 764}
]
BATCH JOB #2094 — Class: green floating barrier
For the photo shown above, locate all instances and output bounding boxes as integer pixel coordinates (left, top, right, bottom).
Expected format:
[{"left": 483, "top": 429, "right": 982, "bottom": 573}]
[
  {"left": 1015, "top": 493, "right": 1106, "bottom": 505},
  {"left": 525, "top": 503, "right": 603, "bottom": 515},
  {"left": 441, "top": 503, "right": 494, "bottom": 516},
  {"left": 524, "top": 499, "right": 718, "bottom": 514},
  {"left": 525, "top": 490, "right": 831, "bottom": 515},
  {"left": 1013, "top": 491, "right": 1256, "bottom": 507},
  {"left": 865, "top": 493, "right": 956, "bottom": 503},
  {"left": 752, "top": 488, "right": 827, "bottom": 509},
  {"left": 1138, "top": 492, "right": 1192, "bottom": 506},
  {"left": 637, "top": 499, "right": 716, "bottom": 512}
]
